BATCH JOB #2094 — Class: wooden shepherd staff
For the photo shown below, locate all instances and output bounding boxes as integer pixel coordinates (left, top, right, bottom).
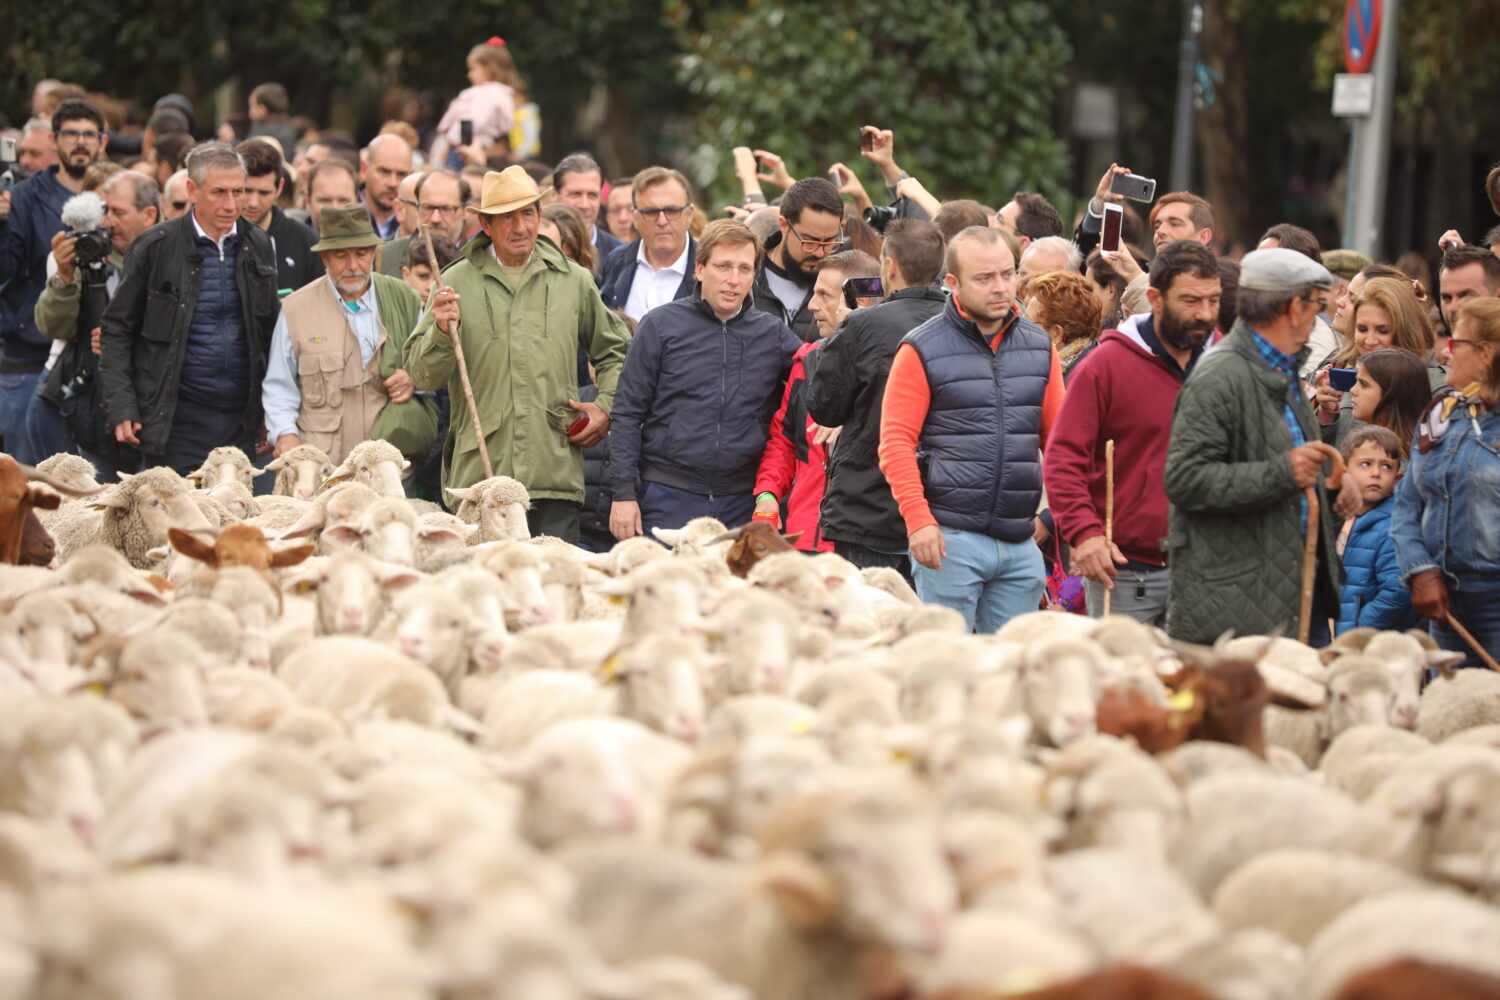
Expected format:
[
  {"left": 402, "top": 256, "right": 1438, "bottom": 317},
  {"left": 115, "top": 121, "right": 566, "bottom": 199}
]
[
  {"left": 1298, "top": 442, "right": 1348, "bottom": 645},
  {"left": 1447, "top": 615, "right": 1500, "bottom": 672},
  {"left": 422, "top": 221, "right": 494, "bottom": 480},
  {"left": 1103, "top": 439, "right": 1115, "bottom": 617}
]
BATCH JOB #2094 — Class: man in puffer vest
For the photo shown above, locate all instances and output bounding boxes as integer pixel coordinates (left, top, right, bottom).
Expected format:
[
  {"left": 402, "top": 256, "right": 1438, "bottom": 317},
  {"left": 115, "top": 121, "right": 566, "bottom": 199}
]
[
  {"left": 878, "top": 226, "right": 1065, "bottom": 633},
  {"left": 261, "top": 205, "right": 425, "bottom": 466}
]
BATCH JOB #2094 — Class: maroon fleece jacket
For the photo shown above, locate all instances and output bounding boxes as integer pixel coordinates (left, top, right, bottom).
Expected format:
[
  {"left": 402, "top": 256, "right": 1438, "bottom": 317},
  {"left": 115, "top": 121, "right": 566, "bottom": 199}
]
[{"left": 1044, "top": 319, "right": 1189, "bottom": 566}]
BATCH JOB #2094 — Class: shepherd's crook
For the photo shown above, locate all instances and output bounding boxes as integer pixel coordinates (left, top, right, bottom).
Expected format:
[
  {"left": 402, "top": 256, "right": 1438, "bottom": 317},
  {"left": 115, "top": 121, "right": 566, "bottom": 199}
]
[
  {"left": 1299, "top": 442, "right": 1347, "bottom": 645},
  {"left": 1103, "top": 439, "right": 1115, "bottom": 617},
  {"left": 422, "top": 223, "right": 493, "bottom": 480},
  {"left": 1447, "top": 615, "right": 1500, "bottom": 672}
]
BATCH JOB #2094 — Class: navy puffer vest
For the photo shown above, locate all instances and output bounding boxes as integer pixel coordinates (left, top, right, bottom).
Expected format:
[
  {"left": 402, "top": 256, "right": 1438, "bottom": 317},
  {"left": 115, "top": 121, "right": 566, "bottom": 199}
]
[
  {"left": 178, "top": 232, "right": 249, "bottom": 410},
  {"left": 904, "top": 298, "right": 1051, "bottom": 542}
]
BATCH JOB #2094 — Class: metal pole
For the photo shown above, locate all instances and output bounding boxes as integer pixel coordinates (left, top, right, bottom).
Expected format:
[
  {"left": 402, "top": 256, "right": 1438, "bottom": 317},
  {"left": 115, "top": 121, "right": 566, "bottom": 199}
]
[
  {"left": 1348, "top": 0, "right": 1400, "bottom": 258},
  {"left": 1169, "top": 0, "right": 1204, "bottom": 192}
]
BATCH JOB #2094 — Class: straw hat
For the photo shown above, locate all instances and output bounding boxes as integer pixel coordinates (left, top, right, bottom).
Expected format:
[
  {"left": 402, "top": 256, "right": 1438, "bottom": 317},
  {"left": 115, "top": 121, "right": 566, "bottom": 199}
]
[{"left": 467, "top": 165, "right": 542, "bottom": 216}]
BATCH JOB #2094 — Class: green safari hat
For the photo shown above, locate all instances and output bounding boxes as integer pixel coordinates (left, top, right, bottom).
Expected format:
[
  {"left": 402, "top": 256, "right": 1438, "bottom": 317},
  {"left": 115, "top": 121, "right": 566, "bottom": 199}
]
[{"left": 311, "top": 205, "right": 381, "bottom": 252}]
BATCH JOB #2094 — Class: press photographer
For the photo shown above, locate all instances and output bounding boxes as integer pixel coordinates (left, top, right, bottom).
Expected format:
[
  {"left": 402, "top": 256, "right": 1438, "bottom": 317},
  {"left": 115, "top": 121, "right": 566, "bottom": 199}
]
[{"left": 32, "top": 173, "right": 160, "bottom": 476}]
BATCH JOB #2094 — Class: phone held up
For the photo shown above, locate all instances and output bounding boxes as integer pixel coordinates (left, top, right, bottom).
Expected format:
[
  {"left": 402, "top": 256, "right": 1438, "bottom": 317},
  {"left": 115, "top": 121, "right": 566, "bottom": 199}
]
[
  {"left": 1100, "top": 204, "right": 1124, "bottom": 254},
  {"left": 842, "top": 275, "right": 883, "bottom": 308},
  {"left": 1328, "top": 368, "right": 1358, "bottom": 393},
  {"left": 459, "top": 119, "right": 475, "bottom": 147},
  {"left": 859, "top": 128, "right": 874, "bottom": 154},
  {"left": 1108, "top": 171, "right": 1157, "bottom": 203}
]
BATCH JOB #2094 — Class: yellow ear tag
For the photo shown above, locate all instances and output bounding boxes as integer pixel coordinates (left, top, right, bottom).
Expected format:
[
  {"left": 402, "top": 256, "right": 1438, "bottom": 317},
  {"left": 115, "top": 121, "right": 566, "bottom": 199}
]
[
  {"left": 83, "top": 682, "right": 108, "bottom": 697},
  {"left": 598, "top": 655, "right": 622, "bottom": 684},
  {"left": 607, "top": 594, "right": 628, "bottom": 606},
  {"left": 889, "top": 749, "right": 915, "bottom": 765},
  {"left": 789, "top": 718, "right": 815, "bottom": 735},
  {"left": 1169, "top": 689, "right": 1197, "bottom": 712}
]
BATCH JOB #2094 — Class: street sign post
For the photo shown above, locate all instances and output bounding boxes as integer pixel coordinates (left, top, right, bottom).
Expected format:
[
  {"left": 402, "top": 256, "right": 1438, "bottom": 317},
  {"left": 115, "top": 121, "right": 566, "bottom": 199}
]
[{"left": 1343, "top": 0, "right": 1382, "bottom": 74}]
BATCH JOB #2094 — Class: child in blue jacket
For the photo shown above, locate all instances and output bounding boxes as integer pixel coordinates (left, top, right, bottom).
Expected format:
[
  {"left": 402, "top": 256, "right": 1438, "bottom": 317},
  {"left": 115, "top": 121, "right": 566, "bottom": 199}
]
[{"left": 1336, "top": 425, "right": 1416, "bottom": 635}]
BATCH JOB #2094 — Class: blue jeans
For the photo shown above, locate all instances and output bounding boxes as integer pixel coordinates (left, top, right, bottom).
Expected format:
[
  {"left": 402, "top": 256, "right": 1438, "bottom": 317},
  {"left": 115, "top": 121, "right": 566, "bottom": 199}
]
[
  {"left": 0, "top": 370, "right": 42, "bottom": 464},
  {"left": 24, "top": 393, "right": 75, "bottom": 464},
  {"left": 1431, "top": 588, "right": 1500, "bottom": 670},
  {"left": 912, "top": 525, "right": 1046, "bottom": 634},
  {"left": 638, "top": 480, "right": 754, "bottom": 537}
]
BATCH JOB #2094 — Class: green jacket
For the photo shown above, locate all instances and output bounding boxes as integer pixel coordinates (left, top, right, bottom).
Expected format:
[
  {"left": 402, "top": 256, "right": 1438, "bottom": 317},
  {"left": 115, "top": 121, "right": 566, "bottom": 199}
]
[
  {"left": 403, "top": 233, "right": 630, "bottom": 505},
  {"left": 1163, "top": 322, "right": 1342, "bottom": 644}
]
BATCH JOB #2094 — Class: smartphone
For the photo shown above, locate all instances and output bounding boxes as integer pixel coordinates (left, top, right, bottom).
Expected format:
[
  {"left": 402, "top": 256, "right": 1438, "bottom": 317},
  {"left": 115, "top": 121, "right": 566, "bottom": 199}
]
[
  {"left": 842, "top": 275, "right": 883, "bottom": 308},
  {"left": 828, "top": 167, "right": 842, "bottom": 185},
  {"left": 859, "top": 128, "right": 873, "bottom": 153},
  {"left": 459, "top": 119, "right": 474, "bottom": 147},
  {"left": 1109, "top": 172, "right": 1157, "bottom": 203},
  {"left": 1328, "top": 368, "right": 1358, "bottom": 392},
  {"left": 565, "top": 414, "right": 590, "bottom": 437},
  {"left": 1101, "top": 203, "right": 1124, "bottom": 254}
]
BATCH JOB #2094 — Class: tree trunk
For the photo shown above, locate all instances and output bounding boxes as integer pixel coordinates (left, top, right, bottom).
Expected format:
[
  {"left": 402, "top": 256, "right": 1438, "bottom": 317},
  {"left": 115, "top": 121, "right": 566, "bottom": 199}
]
[{"left": 1197, "top": 0, "right": 1257, "bottom": 251}]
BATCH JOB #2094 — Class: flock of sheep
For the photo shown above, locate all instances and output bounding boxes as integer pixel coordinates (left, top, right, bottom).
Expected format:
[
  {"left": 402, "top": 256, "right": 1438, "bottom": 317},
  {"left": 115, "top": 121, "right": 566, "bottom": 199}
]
[{"left": 2, "top": 438, "right": 1500, "bottom": 1000}]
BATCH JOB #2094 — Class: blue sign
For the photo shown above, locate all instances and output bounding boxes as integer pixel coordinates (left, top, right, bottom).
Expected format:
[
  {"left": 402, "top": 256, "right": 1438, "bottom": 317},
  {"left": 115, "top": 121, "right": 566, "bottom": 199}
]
[{"left": 1344, "top": 0, "right": 1382, "bottom": 74}]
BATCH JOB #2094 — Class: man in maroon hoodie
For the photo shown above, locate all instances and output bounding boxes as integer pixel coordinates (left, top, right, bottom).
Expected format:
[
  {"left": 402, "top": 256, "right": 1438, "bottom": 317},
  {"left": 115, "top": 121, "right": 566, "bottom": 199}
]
[{"left": 1043, "top": 240, "right": 1221, "bottom": 625}]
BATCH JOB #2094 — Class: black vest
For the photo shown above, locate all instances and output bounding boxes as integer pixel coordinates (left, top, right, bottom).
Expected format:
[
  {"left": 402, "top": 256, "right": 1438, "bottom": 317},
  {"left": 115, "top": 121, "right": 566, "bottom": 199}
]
[{"left": 904, "top": 298, "right": 1051, "bottom": 542}]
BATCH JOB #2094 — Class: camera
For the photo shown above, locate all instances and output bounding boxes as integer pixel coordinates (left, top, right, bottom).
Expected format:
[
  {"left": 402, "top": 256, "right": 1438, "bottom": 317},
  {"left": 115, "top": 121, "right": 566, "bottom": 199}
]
[
  {"left": 863, "top": 204, "right": 896, "bottom": 233},
  {"left": 68, "top": 228, "right": 113, "bottom": 268},
  {"left": 0, "top": 136, "right": 22, "bottom": 197}
]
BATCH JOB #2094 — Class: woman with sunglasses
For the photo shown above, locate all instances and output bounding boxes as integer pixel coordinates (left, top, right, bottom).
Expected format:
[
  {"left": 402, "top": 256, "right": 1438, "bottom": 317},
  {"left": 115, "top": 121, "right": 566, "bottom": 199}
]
[{"left": 1391, "top": 298, "right": 1500, "bottom": 668}]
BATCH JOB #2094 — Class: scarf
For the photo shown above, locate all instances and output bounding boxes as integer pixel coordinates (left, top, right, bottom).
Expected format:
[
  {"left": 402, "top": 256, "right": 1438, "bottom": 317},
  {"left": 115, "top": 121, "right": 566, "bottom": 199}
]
[
  {"left": 1417, "top": 381, "right": 1486, "bottom": 454},
  {"left": 1057, "top": 336, "right": 1097, "bottom": 374}
]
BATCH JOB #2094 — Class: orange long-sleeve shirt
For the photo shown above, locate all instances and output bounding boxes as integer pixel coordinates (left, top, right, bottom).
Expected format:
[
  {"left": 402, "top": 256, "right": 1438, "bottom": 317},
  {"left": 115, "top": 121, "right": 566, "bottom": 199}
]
[{"left": 877, "top": 326, "right": 1064, "bottom": 537}]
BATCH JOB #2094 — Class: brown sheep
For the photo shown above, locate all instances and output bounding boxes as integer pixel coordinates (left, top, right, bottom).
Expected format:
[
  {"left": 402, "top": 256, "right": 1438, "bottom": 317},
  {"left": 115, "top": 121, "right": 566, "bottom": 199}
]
[{"left": 712, "top": 521, "right": 803, "bottom": 579}]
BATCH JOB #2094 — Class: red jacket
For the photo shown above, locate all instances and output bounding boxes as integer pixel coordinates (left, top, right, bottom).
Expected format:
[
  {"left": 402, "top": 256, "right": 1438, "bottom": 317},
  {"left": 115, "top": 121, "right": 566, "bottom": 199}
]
[
  {"left": 1043, "top": 314, "right": 1193, "bottom": 566},
  {"left": 755, "top": 342, "right": 834, "bottom": 552}
]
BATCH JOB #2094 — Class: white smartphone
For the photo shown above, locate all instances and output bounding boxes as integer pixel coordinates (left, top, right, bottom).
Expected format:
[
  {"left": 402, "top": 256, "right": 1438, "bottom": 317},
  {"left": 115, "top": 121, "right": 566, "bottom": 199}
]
[{"left": 1101, "top": 203, "right": 1124, "bottom": 254}]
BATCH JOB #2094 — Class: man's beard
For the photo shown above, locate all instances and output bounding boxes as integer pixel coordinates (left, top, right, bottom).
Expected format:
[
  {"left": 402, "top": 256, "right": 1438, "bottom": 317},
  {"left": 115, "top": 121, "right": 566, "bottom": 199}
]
[
  {"left": 61, "top": 156, "right": 92, "bottom": 180},
  {"left": 1158, "top": 305, "right": 1213, "bottom": 352},
  {"left": 336, "top": 275, "right": 372, "bottom": 299}
]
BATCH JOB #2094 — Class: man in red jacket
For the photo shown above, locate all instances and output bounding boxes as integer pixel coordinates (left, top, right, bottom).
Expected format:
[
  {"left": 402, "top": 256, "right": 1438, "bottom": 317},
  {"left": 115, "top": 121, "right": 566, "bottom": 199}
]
[{"left": 1043, "top": 240, "right": 1221, "bottom": 625}]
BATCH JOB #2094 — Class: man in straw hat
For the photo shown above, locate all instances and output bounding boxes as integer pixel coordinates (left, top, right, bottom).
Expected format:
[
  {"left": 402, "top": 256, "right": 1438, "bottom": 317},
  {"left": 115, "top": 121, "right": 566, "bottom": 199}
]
[
  {"left": 262, "top": 205, "right": 431, "bottom": 469},
  {"left": 412, "top": 164, "right": 630, "bottom": 541}
]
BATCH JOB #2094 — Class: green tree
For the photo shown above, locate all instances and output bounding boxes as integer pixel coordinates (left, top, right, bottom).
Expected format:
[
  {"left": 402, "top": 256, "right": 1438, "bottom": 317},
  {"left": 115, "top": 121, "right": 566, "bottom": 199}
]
[{"left": 677, "top": 0, "right": 1073, "bottom": 207}]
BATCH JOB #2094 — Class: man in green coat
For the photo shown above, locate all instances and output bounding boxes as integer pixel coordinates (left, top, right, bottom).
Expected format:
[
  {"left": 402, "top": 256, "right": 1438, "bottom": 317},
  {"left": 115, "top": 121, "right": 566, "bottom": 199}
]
[
  {"left": 1164, "top": 247, "right": 1357, "bottom": 645},
  {"left": 410, "top": 165, "right": 630, "bottom": 541}
]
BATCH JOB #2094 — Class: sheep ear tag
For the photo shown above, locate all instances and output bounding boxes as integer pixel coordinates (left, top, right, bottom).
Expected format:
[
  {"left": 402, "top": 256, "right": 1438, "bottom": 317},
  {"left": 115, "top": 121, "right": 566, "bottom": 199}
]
[
  {"left": 1168, "top": 689, "right": 1196, "bottom": 713},
  {"left": 597, "top": 655, "right": 623, "bottom": 685},
  {"left": 607, "top": 594, "right": 628, "bottom": 606},
  {"left": 82, "top": 681, "right": 108, "bottom": 697}
]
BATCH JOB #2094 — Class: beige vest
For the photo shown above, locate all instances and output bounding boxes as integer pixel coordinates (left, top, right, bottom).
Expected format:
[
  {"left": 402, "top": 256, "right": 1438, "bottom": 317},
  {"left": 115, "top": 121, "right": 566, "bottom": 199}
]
[{"left": 280, "top": 282, "right": 389, "bottom": 465}]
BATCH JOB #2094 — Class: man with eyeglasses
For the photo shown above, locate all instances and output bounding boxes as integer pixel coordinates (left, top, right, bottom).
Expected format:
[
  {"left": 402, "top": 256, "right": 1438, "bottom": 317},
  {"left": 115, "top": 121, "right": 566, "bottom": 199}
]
[
  {"left": 236, "top": 138, "right": 322, "bottom": 292},
  {"left": 609, "top": 218, "right": 803, "bottom": 540},
  {"left": 378, "top": 170, "right": 469, "bottom": 279},
  {"left": 162, "top": 170, "right": 191, "bottom": 221},
  {"left": 755, "top": 177, "right": 848, "bottom": 341},
  {"left": 0, "top": 99, "right": 111, "bottom": 462},
  {"left": 599, "top": 166, "right": 698, "bottom": 322},
  {"left": 1164, "top": 248, "right": 1355, "bottom": 646}
]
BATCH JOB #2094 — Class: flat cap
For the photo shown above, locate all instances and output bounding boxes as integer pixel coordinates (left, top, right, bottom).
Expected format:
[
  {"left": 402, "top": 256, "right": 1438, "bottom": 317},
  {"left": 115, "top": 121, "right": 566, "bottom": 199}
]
[
  {"left": 1321, "top": 248, "right": 1373, "bottom": 281},
  {"left": 1239, "top": 247, "right": 1334, "bottom": 293}
]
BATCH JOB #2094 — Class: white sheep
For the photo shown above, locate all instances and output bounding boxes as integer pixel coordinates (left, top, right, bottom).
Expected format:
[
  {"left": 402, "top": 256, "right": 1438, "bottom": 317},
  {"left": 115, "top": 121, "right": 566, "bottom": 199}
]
[
  {"left": 33, "top": 452, "right": 102, "bottom": 495},
  {"left": 479, "top": 670, "right": 615, "bottom": 752},
  {"left": 613, "top": 633, "right": 708, "bottom": 743},
  {"left": 0, "top": 693, "right": 135, "bottom": 837},
  {"left": 263, "top": 443, "right": 335, "bottom": 500},
  {"left": 186, "top": 445, "right": 258, "bottom": 490},
  {"left": 1416, "top": 669, "right": 1500, "bottom": 743},
  {"left": 279, "top": 636, "right": 480, "bottom": 735},
  {"left": 42, "top": 466, "right": 212, "bottom": 567},
  {"left": 585, "top": 535, "right": 670, "bottom": 577},
  {"left": 1318, "top": 724, "right": 1431, "bottom": 800},
  {"left": 287, "top": 550, "right": 422, "bottom": 636},
  {"left": 448, "top": 474, "right": 531, "bottom": 542},
  {"left": 321, "top": 495, "right": 422, "bottom": 566},
  {"left": 1003, "top": 635, "right": 1105, "bottom": 747},
  {"left": 324, "top": 438, "right": 409, "bottom": 497},
  {"left": 1263, "top": 654, "right": 1399, "bottom": 768},
  {"left": 651, "top": 516, "right": 730, "bottom": 554},
  {"left": 709, "top": 588, "right": 804, "bottom": 699},
  {"left": 414, "top": 510, "right": 477, "bottom": 571},
  {"left": 384, "top": 582, "right": 472, "bottom": 698}
]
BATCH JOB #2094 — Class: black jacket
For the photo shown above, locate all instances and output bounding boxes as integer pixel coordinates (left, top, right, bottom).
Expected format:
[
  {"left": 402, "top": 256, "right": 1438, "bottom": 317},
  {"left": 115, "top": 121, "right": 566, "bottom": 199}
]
[
  {"left": 266, "top": 206, "right": 324, "bottom": 291},
  {"left": 806, "top": 285, "right": 948, "bottom": 550},
  {"left": 99, "top": 214, "right": 280, "bottom": 455},
  {"left": 608, "top": 295, "right": 802, "bottom": 501},
  {"left": 755, "top": 232, "right": 817, "bottom": 341}
]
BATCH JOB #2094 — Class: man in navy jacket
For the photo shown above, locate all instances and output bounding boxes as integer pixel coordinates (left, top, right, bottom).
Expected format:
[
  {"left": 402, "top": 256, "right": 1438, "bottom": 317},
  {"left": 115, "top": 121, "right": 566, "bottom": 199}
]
[{"left": 608, "top": 219, "right": 802, "bottom": 538}]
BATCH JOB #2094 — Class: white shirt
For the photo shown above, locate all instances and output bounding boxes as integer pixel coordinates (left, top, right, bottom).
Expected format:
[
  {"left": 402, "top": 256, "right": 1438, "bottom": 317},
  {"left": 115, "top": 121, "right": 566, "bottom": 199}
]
[
  {"left": 622, "top": 239, "right": 690, "bottom": 322},
  {"left": 190, "top": 211, "right": 234, "bottom": 257}
]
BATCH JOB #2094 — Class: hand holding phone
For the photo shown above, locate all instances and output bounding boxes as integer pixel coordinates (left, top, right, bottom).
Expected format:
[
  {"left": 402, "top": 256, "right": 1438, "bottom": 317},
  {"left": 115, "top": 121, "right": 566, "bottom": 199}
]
[
  {"left": 859, "top": 128, "right": 874, "bottom": 153},
  {"left": 1108, "top": 171, "right": 1157, "bottom": 203},
  {"left": 1328, "top": 368, "right": 1358, "bottom": 393},
  {"left": 459, "top": 119, "right": 474, "bottom": 147},
  {"left": 1101, "top": 204, "right": 1124, "bottom": 254}
]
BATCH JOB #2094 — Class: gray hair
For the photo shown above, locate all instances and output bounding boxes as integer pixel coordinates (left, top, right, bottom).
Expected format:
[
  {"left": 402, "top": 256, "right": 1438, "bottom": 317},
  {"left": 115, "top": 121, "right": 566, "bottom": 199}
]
[
  {"left": 184, "top": 141, "right": 245, "bottom": 184},
  {"left": 744, "top": 206, "right": 780, "bottom": 243},
  {"left": 21, "top": 117, "right": 51, "bottom": 138},
  {"left": 1237, "top": 285, "right": 1320, "bottom": 328},
  {"left": 164, "top": 169, "right": 189, "bottom": 201},
  {"left": 102, "top": 170, "right": 163, "bottom": 217},
  {"left": 1021, "top": 235, "right": 1083, "bottom": 274}
]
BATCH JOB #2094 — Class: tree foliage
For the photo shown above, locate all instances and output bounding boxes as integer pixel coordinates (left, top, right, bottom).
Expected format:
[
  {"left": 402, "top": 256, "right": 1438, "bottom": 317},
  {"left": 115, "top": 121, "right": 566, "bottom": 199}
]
[{"left": 676, "top": 0, "right": 1072, "bottom": 207}]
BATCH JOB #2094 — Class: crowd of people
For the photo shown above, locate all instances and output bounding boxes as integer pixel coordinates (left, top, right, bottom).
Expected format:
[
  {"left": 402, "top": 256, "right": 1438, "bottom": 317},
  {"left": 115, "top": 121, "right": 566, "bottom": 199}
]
[{"left": 2, "top": 69, "right": 1499, "bottom": 665}]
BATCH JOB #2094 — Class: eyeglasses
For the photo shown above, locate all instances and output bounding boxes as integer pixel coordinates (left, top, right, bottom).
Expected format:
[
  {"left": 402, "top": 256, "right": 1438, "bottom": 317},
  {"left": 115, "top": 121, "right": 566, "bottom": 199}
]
[
  {"left": 1303, "top": 296, "right": 1330, "bottom": 312},
  {"left": 1449, "top": 338, "right": 1486, "bottom": 350},
  {"left": 707, "top": 262, "right": 755, "bottom": 278},
  {"left": 400, "top": 198, "right": 419, "bottom": 209},
  {"left": 788, "top": 221, "right": 845, "bottom": 253},
  {"left": 635, "top": 205, "right": 690, "bottom": 222},
  {"left": 171, "top": 201, "right": 189, "bottom": 211},
  {"left": 57, "top": 129, "right": 103, "bottom": 143},
  {"left": 419, "top": 203, "right": 462, "bottom": 217}
]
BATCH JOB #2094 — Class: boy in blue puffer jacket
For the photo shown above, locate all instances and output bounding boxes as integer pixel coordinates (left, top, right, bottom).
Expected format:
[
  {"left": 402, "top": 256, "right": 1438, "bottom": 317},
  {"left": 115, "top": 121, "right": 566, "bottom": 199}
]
[{"left": 1336, "top": 425, "right": 1416, "bottom": 635}]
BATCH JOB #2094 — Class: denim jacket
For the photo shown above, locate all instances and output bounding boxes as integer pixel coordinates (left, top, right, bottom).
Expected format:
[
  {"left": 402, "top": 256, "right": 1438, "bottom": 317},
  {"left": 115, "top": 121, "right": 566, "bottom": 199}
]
[{"left": 1391, "top": 407, "right": 1500, "bottom": 592}]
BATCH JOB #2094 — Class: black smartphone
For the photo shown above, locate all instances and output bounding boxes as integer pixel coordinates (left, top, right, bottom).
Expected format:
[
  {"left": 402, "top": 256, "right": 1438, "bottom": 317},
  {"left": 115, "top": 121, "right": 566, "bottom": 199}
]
[
  {"left": 1109, "top": 172, "right": 1157, "bottom": 203},
  {"left": 1328, "top": 368, "right": 1358, "bottom": 392},
  {"left": 842, "top": 275, "right": 882, "bottom": 308},
  {"left": 859, "top": 128, "right": 873, "bottom": 153},
  {"left": 1101, "top": 204, "right": 1124, "bottom": 254},
  {"left": 459, "top": 119, "right": 474, "bottom": 147}
]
